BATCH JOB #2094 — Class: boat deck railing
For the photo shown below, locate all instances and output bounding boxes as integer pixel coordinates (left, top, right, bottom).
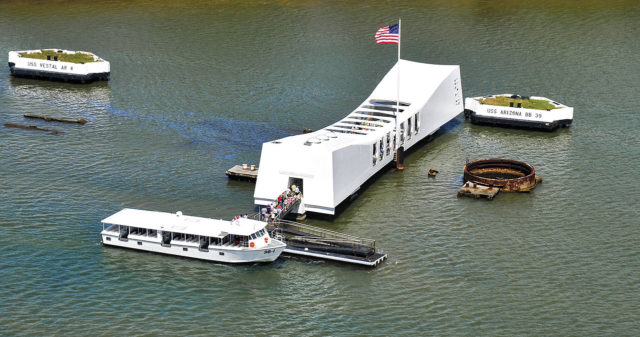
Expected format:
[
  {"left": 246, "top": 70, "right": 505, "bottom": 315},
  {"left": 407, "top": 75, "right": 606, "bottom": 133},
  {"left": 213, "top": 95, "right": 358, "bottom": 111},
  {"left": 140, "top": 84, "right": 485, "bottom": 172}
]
[{"left": 272, "top": 219, "right": 376, "bottom": 248}]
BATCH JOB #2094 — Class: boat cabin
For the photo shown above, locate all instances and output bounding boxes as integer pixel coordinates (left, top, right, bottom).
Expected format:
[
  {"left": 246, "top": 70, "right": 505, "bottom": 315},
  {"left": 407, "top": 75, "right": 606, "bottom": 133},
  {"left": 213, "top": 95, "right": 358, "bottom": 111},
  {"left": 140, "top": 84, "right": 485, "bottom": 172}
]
[{"left": 101, "top": 208, "right": 273, "bottom": 251}]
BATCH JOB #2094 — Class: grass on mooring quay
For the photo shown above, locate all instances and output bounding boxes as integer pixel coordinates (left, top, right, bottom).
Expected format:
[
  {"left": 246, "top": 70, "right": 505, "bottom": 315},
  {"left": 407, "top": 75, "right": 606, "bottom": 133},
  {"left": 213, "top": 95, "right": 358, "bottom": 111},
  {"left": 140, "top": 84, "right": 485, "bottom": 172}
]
[{"left": 19, "top": 50, "right": 98, "bottom": 63}]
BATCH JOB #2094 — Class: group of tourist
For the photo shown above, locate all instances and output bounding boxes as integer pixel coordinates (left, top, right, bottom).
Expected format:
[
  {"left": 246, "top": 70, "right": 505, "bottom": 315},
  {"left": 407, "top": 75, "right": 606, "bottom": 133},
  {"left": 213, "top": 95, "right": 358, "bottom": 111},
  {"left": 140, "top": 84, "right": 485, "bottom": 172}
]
[
  {"left": 231, "top": 214, "right": 249, "bottom": 221},
  {"left": 261, "top": 185, "right": 301, "bottom": 222}
]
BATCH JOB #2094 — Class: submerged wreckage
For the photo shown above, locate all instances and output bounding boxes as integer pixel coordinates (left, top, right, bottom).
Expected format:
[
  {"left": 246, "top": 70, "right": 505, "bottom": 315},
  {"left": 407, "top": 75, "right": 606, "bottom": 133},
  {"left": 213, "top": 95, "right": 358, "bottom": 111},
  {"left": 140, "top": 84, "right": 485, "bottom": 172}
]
[{"left": 458, "top": 158, "right": 542, "bottom": 200}]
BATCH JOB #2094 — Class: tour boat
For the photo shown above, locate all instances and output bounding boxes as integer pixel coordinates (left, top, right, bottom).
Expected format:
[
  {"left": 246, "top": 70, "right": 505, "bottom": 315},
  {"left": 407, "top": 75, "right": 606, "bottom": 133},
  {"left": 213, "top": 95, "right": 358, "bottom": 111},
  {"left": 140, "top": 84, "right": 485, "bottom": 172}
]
[
  {"left": 464, "top": 94, "right": 573, "bottom": 130},
  {"left": 101, "top": 208, "right": 286, "bottom": 263},
  {"left": 254, "top": 59, "right": 463, "bottom": 215},
  {"left": 8, "top": 49, "right": 110, "bottom": 83}
]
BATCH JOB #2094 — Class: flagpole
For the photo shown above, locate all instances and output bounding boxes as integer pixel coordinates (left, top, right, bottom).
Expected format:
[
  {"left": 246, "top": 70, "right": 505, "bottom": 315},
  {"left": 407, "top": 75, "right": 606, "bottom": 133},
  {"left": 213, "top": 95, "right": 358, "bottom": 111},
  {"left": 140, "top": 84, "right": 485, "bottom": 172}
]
[{"left": 396, "top": 18, "right": 401, "bottom": 150}]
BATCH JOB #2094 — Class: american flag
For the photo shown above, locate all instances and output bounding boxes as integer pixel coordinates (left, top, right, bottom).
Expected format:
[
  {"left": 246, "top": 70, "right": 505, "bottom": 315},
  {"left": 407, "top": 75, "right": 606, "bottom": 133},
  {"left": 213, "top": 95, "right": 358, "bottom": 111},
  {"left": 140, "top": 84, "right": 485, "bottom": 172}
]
[{"left": 375, "top": 24, "right": 399, "bottom": 44}]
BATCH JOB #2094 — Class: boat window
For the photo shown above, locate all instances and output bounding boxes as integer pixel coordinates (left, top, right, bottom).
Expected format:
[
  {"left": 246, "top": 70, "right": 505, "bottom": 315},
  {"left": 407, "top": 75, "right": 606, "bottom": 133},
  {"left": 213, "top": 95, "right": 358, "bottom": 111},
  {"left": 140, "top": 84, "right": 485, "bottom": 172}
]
[
  {"left": 251, "top": 233, "right": 256, "bottom": 240},
  {"left": 379, "top": 138, "right": 384, "bottom": 160},
  {"left": 414, "top": 113, "right": 419, "bottom": 134},
  {"left": 119, "top": 225, "right": 129, "bottom": 239},
  {"left": 199, "top": 237, "right": 209, "bottom": 251},
  {"left": 162, "top": 231, "right": 171, "bottom": 246},
  {"left": 407, "top": 118, "right": 412, "bottom": 140}
]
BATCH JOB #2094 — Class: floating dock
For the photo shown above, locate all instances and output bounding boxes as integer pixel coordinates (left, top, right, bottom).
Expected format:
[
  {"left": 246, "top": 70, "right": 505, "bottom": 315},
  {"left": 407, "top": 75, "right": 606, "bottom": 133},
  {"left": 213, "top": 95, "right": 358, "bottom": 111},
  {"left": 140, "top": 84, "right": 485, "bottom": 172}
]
[
  {"left": 267, "top": 219, "right": 386, "bottom": 267},
  {"left": 256, "top": 190, "right": 385, "bottom": 266},
  {"left": 226, "top": 164, "right": 258, "bottom": 181}
]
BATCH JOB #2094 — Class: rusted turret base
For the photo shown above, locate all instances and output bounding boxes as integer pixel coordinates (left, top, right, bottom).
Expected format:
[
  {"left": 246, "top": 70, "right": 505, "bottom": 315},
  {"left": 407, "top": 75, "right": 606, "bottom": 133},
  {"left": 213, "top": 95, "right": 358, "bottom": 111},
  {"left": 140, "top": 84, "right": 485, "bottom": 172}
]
[{"left": 463, "top": 158, "right": 539, "bottom": 192}]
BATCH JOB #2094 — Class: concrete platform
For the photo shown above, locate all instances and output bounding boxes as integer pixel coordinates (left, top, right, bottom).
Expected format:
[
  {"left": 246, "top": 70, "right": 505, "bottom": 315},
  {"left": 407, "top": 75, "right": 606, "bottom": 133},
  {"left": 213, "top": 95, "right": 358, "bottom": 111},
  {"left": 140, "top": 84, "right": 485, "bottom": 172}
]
[
  {"left": 226, "top": 164, "right": 258, "bottom": 181},
  {"left": 457, "top": 182, "right": 500, "bottom": 200},
  {"left": 266, "top": 219, "right": 387, "bottom": 267}
]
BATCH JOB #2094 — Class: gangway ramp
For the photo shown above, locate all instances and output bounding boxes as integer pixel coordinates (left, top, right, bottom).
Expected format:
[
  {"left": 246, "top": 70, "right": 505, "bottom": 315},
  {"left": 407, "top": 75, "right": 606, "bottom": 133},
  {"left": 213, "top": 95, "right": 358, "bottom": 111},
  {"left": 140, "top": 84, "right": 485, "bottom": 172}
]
[
  {"left": 259, "top": 190, "right": 303, "bottom": 223},
  {"left": 267, "top": 219, "right": 387, "bottom": 267}
]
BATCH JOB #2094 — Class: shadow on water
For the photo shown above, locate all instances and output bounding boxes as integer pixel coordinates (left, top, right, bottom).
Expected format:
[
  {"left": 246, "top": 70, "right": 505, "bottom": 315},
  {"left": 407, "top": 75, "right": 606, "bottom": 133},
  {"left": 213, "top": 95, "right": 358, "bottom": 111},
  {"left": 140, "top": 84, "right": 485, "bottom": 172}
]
[
  {"left": 309, "top": 117, "right": 463, "bottom": 221},
  {"left": 176, "top": 117, "right": 293, "bottom": 150},
  {"left": 7, "top": 76, "right": 112, "bottom": 109},
  {"left": 99, "top": 102, "right": 295, "bottom": 157},
  {"left": 101, "top": 244, "right": 287, "bottom": 277}
]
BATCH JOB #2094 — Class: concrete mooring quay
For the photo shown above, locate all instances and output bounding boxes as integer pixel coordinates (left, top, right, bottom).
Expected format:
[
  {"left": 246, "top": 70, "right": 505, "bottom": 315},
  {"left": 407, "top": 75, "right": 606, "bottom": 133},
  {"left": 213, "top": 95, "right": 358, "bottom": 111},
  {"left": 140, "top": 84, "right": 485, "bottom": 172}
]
[
  {"left": 458, "top": 182, "right": 500, "bottom": 200},
  {"left": 266, "top": 219, "right": 387, "bottom": 267},
  {"left": 226, "top": 164, "right": 258, "bottom": 181}
]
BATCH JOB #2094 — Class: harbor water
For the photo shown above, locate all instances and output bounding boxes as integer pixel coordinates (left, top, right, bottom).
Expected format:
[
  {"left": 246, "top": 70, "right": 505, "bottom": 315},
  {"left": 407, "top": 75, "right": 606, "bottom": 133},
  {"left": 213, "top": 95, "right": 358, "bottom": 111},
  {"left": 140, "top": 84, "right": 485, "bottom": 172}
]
[{"left": 1, "top": 0, "right": 638, "bottom": 335}]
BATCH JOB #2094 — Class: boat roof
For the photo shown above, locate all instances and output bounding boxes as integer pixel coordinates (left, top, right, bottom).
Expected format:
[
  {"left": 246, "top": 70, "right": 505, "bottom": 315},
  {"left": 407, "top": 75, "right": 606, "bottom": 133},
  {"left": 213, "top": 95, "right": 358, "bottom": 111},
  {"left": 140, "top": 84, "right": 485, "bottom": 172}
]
[{"left": 101, "top": 208, "right": 265, "bottom": 238}]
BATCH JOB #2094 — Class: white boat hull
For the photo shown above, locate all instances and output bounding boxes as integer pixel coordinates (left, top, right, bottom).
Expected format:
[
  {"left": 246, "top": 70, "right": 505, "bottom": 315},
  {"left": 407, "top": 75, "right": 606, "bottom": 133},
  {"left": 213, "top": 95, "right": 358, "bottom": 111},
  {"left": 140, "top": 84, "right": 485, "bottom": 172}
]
[{"left": 101, "top": 232, "right": 285, "bottom": 263}]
